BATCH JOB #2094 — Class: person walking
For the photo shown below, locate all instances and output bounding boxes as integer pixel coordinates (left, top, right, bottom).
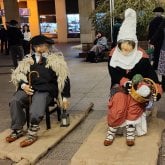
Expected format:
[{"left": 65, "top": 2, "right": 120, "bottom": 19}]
[
  {"left": 7, "top": 20, "right": 24, "bottom": 68},
  {"left": 22, "top": 24, "right": 31, "bottom": 55},
  {"left": 111, "top": 16, "right": 123, "bottom": 49},
  {"left": 5, "top": 35, "right": 70, "bottom": 147},
  {"left": 148, "top": 7, "right": 164, "bottom": 70}
]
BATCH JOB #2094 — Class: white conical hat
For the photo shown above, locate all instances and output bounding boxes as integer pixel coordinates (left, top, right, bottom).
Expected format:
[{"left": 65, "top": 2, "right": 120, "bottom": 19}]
[{"left": 117, "top": 8, "right": 137, "bottom": 42}]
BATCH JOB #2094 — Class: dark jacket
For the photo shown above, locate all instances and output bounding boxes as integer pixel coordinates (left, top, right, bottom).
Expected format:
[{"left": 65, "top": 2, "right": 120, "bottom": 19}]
[
  {"left": 108, "top": 49, "right": 160, "bottom": 88},
  {"left": 7, "top": 26, "right": 24, "bottom": 46},
  {"left": 148, "top": 16, "right": 164, "bottom": 41},
  {"left": 20, "top": 54, "right": 70, "bottom": 98},
  {"left": 0, "top": 27, "right": 7, "bottom": 41},
  {"left": 150, "top": 18, "right": 165, "bottom": 49},
  {"left": 111, "top": 22, "right": 122, "bottom": 48}
]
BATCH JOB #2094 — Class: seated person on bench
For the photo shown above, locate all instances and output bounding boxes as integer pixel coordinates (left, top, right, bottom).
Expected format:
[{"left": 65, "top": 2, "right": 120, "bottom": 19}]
[
  {"left": 6, "top": 35, "right": 71, "bottom": 147},
  {"left": 86, "top": 31, "right": 108, "bottom": 62}
]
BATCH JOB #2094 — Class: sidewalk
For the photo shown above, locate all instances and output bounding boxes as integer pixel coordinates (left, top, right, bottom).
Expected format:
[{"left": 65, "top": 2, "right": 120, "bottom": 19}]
[{"left": 0, "top": 43, "right": 165, "bottom": 165}]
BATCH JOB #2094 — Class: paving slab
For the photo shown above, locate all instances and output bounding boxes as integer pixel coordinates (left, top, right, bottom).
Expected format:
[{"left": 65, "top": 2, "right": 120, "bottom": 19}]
[
  {"left": 0, "top": 44, "right": 165, "bottom": 164},
  {"left": 71, "top": 107, "right": 165, "bottom": 165},
  {"left": 0, "top": 103, "right": 93, "bottom": 165}
]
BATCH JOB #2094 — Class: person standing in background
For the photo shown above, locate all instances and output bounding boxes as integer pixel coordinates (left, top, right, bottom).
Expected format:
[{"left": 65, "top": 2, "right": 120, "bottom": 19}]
[
  {"left": 150, "top": 19, "right": 165, "bottom": 91},
  {"left": 148, "top": 7, "right": 164, "bottom": 70},
  {"left": 7, "top": 20, "right": 24, "bottom": 68},
  {"left": 22, "top": 24, "right": 31, "bottom": 55},
  {"left": 111, "top": 17, "right": 123, "bottom": 49},
  {"left": 0, "top": 25, "right": 8, "bottom": 55}
]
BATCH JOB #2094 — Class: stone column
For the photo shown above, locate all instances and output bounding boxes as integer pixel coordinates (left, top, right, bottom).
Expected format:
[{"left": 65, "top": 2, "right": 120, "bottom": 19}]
[
  {"left": 3, "top": 0, "right": 20, "bottom": 23},
  {"left": 78, "top": 0, "right": 95, "bottom": 44},
  {"left": 54, "top": 0, "right": 67, "bottom": 42},
  {"left": 27, "top": 0, "right": 40, "bottom": 37},
  {"left": 0, "top": 1, "right": 6, "bottom": 27}
]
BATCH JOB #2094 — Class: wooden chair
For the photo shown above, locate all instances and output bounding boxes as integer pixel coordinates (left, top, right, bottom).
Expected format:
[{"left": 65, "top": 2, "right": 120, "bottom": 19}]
[{"left": 25, "top": 100, "right": 61, "bottom": 129}]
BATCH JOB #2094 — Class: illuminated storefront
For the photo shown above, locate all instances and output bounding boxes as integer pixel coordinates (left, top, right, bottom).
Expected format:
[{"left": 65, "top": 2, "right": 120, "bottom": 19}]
[
  {"left": 37, "top": 0, "right": 57, "bottom": 38},
  {"left": 18, "top": 0, "right": 80, "bottom": 39},
  {"left": 0, "top": 0, "right": 95, "bottom": 43}
]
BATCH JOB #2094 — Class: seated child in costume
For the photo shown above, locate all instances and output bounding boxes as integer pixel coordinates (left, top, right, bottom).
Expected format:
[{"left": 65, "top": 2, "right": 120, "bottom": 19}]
[{"left": 104, "top": 8, "right": 162, "bottom": 147}]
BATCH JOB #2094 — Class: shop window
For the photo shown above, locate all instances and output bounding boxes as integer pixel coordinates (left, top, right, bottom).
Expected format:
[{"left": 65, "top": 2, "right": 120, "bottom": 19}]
[
  {"left": 65, "top": 0, "right": 79, "bottom": 38},
  {"left": 19, "top": 8, "right": 30, "bottom": 28},
  {"left": 40, "top": 15, "right": 57, "bottom": 38},
  {"left": 37, "top": 0, "right": 56, "bottom": 38},
  {"left": 67, "top": 14, "right": 80, "bottom": 38}
]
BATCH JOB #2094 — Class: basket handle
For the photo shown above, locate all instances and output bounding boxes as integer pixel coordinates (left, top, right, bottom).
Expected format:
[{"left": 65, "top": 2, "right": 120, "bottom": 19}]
[{"left": 143, "top": 78, "right": 158, "bottom": 96}]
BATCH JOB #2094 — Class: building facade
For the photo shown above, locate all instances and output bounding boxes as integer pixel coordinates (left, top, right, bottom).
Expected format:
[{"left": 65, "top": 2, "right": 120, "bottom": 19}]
[
  {"left": 0, "top": 0, "right": 96, "bottom": 43},
  {"left": 0, "top": 0, "right": 165, "bottom": 43}
]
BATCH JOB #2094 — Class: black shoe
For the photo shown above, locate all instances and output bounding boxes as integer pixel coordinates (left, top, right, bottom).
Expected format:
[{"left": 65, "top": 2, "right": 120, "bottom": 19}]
[{"left": 162, "top": 85, "right": 165, "bottom": 92}]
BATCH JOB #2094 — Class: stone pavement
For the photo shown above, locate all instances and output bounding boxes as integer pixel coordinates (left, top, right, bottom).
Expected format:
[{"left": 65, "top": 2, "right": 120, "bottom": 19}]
[
  {"left": 0, "top": 43, "right": 165, "bottom": 165},
  {"left": 71, "top": 107, "right": 165, "bottom": 165}
]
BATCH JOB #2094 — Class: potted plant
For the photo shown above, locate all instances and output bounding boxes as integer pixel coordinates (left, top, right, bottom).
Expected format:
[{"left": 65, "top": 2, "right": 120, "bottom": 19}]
[{"left": 89, "top": 0, "right": 164, "bottom": 49}]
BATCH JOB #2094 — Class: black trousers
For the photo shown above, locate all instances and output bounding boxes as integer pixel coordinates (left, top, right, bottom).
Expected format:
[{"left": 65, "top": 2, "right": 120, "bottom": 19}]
[
  {"left": 1, "top": 39, "right": 8, "bottom": 54},
  {"left": 152, "top": 45, "right": 161, "bottom": 70},
  {"left": 23, "top": 40, "right": 30, "bottom": 55},
  {"left": 9, "top": 90, "right": 53, "bottom": 130},
  {"left": 9, "top": 45, "right": 24, "bottom": 68},
  {"left": 162, "top": 75, "right": 165, "bottom": 91}
]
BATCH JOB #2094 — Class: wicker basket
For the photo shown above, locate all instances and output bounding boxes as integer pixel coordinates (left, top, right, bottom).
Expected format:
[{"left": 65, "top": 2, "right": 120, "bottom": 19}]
[{"left": 130, "top": 78, "right": 158, "bottom": 103}]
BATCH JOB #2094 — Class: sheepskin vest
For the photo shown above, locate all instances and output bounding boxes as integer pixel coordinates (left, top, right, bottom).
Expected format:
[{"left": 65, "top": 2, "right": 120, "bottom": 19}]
[{"left": 10, "top": 52, "right": 69, "bottom": 107}]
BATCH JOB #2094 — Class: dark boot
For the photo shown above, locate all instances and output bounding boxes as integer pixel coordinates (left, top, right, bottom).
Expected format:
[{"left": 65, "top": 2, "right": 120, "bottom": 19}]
[
  {"left": 86, "top": 51, "right": 95, "bottom": 62},
  {"left": 162, "top": 76, "right": 165, "bottom": 92}
]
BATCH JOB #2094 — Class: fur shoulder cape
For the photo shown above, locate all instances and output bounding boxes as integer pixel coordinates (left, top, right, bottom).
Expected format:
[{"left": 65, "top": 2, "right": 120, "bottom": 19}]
[{"left": 10, "top": 52, "right": 70, "bottom": 106}]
